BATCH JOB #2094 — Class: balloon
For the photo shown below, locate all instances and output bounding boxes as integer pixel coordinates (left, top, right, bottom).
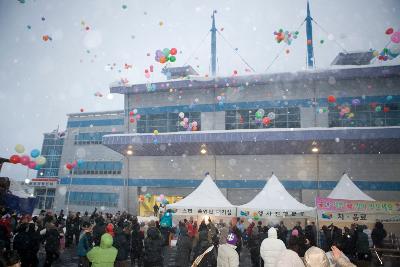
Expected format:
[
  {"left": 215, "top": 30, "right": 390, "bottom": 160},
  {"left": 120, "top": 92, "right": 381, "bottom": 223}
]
[
  {"left": 257, "top": 109, "right": 265, "bottom": 117},
  {"left": 136, "top": 114, "right": 141, "bottom": 119},
  {"left": 352, "top": 99, "right": 361, "bottom": 106},
  {"left": 183, "top": 117, "right": 189, "bottom": 123},
  {"left": 387, "top": 95, "right": 393, "bottom": 101},
  {"left": 170, "top": 48, "right": 177, "bottom": 55},
  {"left": 159, "top": 194, "right": 165, "bottom": 199},
  {"left": 375, "top": 106, "right": 382, "bottom": 112},
  {"left": 327, "top": 95, "right": 336, "bottom": 103},
  {"left": 179, "top": 121, "right": 185, "bottom": 127},
  {"left": 133, "top": 109, "right": 138, "bottom": 114},
  {"left": 145, "top": 72, "right": 150, "bottom": 79},
  {"left": 66, "top": 163, "right": 73, "bottom": 170},
  {"left": 216, "top": 96, "right": 222, "bottom": 101},
  {"left": 156, "top": 197, "right": 161, "bottom": 202},
  {"left": 384, "top": 107, "right": 390, "bottom": 113},
  {"left": 34, "top": 164, "right": 42, "bottom": 170},
  {"left": 145, "top": 193, "right": 151, "bottom": 198},
  {"left": 129, "top": 111, "right": 134, "bottom": 116},
  {"left": 178, "top": 112, "right": 185, "bottom": 119},
  {"left": 20, "top": 155, "right": 30, "bottom": 165},
  {"left": 192, "top": 126, "right": 198, "bottom": 131},
  {"left": 153, "top": 130, "right": 159, "bottom": 135},
  {"left": 391, "top": 32, "right": 400, "bottom": 43},
  {"left": 267, "top": 112, "right": 275, "bottom": 120},
  {"left": 35, "top": 156, "right": 47, "bottom": 165},
  {"left": 130, "top": 118, "right": 135, "bottom": 123},
  {"left": 162, "top": 48, "right": 170, "bottom": 56},
  {"left": 9, "top": 155, "right": 21, "bottom": 164},
  {"left": 192, "top": 121, "right": 198, "bottom": 127},
  {"left": 262, "top": 117, "right": 271, "bottom": 125},
  {"left": 386, "top": 28, "right": 394, "bottom": 35},
  {"left": 159, "top": 56, "right": 167, "bottom": 63},
  {"left": 30, "top": 149, "right": 40, "bottom": 158},
  {"left": 15, "top": 144, "right": 25, "bottom": 153},
  {"left": 28, "top": 161, "right": 36, "bottom": 169},
  {"left": 77, "top": 159, "right": 84, "bottom": 167},
  {"left": 169, "top": 56, "right": 176, "bottom": 62},
  {"left": 149, "top": 65, "right": 154, "bottom": 72}
]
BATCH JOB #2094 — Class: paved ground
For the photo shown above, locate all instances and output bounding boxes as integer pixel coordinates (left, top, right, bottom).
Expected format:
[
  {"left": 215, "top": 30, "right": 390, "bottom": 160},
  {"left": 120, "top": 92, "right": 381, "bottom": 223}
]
[{"left": 39, "top": 246, "right": 399, "bottom": 267}]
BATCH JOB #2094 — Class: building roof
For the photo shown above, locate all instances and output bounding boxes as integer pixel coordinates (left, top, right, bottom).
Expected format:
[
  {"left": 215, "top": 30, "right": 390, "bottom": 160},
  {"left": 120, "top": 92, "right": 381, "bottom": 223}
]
[
  {"left": 102, "top": 126, "right": 400, "bottom": 156},
  {"left": 331, "top": 51, "right": 375, "bottom": 66},
  {"left": 110, "top": 65, "right": 400, "bottom": 95}
]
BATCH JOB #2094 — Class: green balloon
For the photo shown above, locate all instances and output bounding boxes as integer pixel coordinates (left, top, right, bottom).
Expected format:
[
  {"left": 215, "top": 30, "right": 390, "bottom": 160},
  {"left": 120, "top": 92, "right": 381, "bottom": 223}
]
[
  {"left": 163, "top": 48, "right": 170, "bottom": 56},
  {"left": 255, "top": 111, "right": 262, "bottom": 119},
  {"left": 169, "top": 56, "right": 176, "bottom": 62}
]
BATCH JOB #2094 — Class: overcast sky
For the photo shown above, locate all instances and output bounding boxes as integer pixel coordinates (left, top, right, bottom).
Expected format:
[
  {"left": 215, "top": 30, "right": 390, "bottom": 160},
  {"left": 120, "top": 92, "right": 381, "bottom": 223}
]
[{"left": 1, "top": 0, "right": 399, "bottom": 180}]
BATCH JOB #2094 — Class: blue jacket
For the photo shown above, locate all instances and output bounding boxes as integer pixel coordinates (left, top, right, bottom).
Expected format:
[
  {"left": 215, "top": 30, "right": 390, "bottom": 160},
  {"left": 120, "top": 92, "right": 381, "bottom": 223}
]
[{"left": 77, "top": 232, "right": 92, "bottom": 257}]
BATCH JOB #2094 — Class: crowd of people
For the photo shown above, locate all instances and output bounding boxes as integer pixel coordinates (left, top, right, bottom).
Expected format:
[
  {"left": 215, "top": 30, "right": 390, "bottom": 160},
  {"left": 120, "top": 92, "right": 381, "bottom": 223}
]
[{"left": 0, "top": 206, "right": 390, "bottom": 267}]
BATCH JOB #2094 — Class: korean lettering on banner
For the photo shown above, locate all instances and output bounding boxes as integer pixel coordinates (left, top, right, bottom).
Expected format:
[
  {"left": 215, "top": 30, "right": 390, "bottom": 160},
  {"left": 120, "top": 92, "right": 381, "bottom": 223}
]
[
  {"left": 316, "top": 197, "right": 400, "bottom": 214},
  {"left": 319, "top": 211, "right": 371, "bottom": 222}
]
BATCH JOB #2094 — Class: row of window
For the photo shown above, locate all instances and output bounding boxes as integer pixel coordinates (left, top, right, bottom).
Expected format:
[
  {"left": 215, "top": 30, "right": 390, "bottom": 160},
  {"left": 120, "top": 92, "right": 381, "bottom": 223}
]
[
  {"left": 74, "top": 132, "right": 121, "bottom": 145},
  {"left": 68, "top": 161, "right": 123, "bottom": 175},
  {"left": 328, "top": 103, "right": 400, "bottom": 127},
  {"left": 137, "top": 112, "right": 201, "bottom": 133},
  {"left": 34, "top": 188, "right": 56, "bottom": 209},
  {"left": 37, "top": 168, "right": 60, "bottom": 178},
  {"left": 65, "top": 191, "right": 119, "bottom": 207}
]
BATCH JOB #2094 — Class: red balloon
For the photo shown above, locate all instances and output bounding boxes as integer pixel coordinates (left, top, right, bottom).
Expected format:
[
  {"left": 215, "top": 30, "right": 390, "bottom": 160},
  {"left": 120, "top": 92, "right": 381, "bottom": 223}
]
[
  {"left": 129, "top": 111, "right": 134, "bottom": 116},
  {"left": 383, "top": 107, "right": 390, "bottom": 113},
  {"left": 9, "top": 155, "right": 21, "bottom": 164},
  {"left": 66, "top": 163, "right": 73, "bottom": 170},
  {"left": 130, "top": 118, "right": 135, "bottom": 123},
  {"left": 233, "top": 70, "right": 238, "bottom": 75},
  {"left": 170, "top": 48, "right": 177, "bottom": 55},
  {"left": 262, "top": 117, "right": 271, "bottom": 125},
  {"left": 386, "top": 28, "right": 394, "bottom": 35},
  {"left": 20, "top": 155, "right": 30, "bottom": 165},
  {"left": 28, "top": 161, "right": 36, "bottom": 169},
  {"left": 80, "top": 108, "right": 84, "bottom": 112},
  {"left": 327, "top": 95, "right": 336, "bottom": 103}
]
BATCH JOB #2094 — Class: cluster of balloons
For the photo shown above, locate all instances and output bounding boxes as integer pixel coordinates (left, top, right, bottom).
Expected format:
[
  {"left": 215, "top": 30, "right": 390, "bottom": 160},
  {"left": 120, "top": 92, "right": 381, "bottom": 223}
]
[
  {"left": 10, "top": 144, "right": 47, "bottom": 170},
  {"left": 337, "top": 105, "right": 354, "bottom": 119},
  {"left": 374, "top": 28, "right": 400, "bottom": 61},
  {"left": 178, "top": 112, "right": 198, "bottom": 131},
  {"left": 155, "top": 48, "right": 177, "bottom": 64},
  {"left": 65, "top": 159, "right": 84, "bottom": 171},
  {"left": 216, "top": 95, "right": 225, "bottom": 106},
  {"left": 129, "top": 108, "right": 140, "bottom": 123},
  {"left": 254, "top": 109, "right": 275, "bottom": 126},
  {"left": 94, "top": 92, "right": 103, "bottom": 97},
  {"left": 144, "top": 65, "right": 154, "bottom": 79},
  {"left": 42, "top": 35, "right": 52, "bottom": 42},
  {"left": 274, "top": 29, "right": 299, "bottom": 45},
  {"left": 156, "top": 194, "right": 169, "bottom": 205}
]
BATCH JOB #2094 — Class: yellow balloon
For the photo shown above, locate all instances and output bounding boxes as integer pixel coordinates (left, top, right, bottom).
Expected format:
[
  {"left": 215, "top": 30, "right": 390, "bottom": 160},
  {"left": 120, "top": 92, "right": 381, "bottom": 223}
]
[
  {"left": 15, "top": 144, "right": 25, "bottom": 154},
  {"left": 36, "top": 156, "right": 47, "bottom": 165},
  {"left": 153, "top": 130, "right": 159, "bottom": 135}
]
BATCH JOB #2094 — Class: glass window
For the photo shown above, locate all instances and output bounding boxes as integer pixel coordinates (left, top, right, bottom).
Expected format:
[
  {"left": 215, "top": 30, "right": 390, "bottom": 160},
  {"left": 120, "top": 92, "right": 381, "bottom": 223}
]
[{"left": 137, "top": 112, "right": 201, "bottom": 133}]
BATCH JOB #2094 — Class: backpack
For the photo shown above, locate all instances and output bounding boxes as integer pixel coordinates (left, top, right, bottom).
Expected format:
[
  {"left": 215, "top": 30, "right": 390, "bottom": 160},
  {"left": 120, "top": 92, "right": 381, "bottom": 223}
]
[{"left": 13, "top": 232, "right": 30, "bottom": 251}]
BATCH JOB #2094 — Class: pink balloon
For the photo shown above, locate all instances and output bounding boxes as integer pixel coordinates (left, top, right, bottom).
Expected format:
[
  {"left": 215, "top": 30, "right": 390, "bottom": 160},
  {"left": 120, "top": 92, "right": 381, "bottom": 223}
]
[
  {"left": 391, "top": 32, "right": 400, "bottom": 44},
  {"left": 28, "top": 161, "right": 36, "bottom": 169},
  {"left": 20, "top": 155, "right": 30, "bottom": 165},
  {"left": 145, "top": 72, "right": 151, "bottom": 79}
]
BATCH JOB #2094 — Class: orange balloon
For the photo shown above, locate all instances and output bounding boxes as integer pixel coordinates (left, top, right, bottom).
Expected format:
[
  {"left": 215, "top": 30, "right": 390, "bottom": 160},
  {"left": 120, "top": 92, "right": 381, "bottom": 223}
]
[
  {"left": 159, "top": 56, "right": 166, "bottom": 63},
  {"left": 42, "top": 35, "right": 49, "bottom": 41},
  {"left": 192, "top": 126, "right": 198, "bottom": 131}
]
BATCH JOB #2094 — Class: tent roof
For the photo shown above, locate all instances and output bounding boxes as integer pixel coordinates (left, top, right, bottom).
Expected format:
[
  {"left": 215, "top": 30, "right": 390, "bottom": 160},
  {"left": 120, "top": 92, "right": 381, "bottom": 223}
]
[
  {"left": 239, "top": 174, "right": 314, "bottom": 212},
  {"left": 327, "top": 173, "right": 375, "bottom": 201},
  {"left": 167, "top": 175, "right": 235, "bottom": 209}
]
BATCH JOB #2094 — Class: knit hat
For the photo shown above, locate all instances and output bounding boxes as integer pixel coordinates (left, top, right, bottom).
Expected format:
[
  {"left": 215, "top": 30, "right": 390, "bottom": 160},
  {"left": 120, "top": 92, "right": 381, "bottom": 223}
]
[
  {"left": 226, "top": 232, "right": 238, "bottom": 245},
  {"left": 292, "top": 229, "right": 299, "bottom": 237}
]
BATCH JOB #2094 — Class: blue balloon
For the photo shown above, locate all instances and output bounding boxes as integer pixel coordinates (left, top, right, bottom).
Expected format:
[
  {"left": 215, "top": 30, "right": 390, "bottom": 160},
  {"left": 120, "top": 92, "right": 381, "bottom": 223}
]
[
  {"left": 34, "top": 164, "right": 42, "bottom": 170},
  {"left": 30, "top": 149, "right": 40, "bottom": 158},
  {"left": 77, "top": 159, "right": 84, "bottom": 167}
]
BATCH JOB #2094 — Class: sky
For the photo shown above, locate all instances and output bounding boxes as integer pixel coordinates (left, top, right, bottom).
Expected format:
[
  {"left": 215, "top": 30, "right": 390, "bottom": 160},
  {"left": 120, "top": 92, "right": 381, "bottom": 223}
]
[{"left": 0, "top": 0, "right": 399, "bottom": 180}]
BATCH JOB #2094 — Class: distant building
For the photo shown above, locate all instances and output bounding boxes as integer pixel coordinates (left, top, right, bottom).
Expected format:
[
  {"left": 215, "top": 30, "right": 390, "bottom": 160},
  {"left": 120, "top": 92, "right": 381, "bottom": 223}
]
[{"left": 50, "top": 64, "right": 400, "bottom": 215}]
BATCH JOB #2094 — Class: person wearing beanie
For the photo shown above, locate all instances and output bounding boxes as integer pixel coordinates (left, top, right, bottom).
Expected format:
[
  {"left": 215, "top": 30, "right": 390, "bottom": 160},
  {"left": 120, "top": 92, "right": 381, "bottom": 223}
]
[
  {"left": 106, "top": 223, "right": 115, "bottom": 237},
  {"left": 288, "top": 228, "right": 308, "bottom": 257},
  {"left": 276, "top": 249, "right": 305, "bottom": 267},
  {"left": 217, "top": 232, "right": 239, "bottom": 267},
  {"left": 87, "top": 233, "right": 118, "bottom": 267},
  {"left": 303, "top": 246, "right": 329, "bottom": 267},
  {"left": 260, "top": 227, "right": 286, "bottom": 267},
  {"left": 77, "top": 221, "right": 93, "bottom": 267}
]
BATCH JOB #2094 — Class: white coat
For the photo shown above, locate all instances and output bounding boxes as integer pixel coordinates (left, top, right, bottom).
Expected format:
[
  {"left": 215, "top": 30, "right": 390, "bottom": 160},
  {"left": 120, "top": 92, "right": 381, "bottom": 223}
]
[
  {"left": 260, "top": 227, "right": 286, "bottom": 267},
  {"left": 217, "top": 243, "right": 239, "bottom": 267},
  {"left": 276, "top": 249, "right": 305, "bottom": 267}
]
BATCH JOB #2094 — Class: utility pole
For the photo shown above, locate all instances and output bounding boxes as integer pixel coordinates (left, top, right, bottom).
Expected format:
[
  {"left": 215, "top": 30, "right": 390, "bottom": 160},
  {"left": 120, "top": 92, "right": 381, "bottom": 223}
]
[
  {"left": 306, "top": 1, "right": 315, "bottom": 68},
  {"left": 210, "top": 10, "right": 217, "bottom": 77}
]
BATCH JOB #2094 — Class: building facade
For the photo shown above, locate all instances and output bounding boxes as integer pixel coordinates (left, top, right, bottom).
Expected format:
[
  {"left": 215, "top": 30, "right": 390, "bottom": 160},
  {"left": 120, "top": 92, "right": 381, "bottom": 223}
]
[{"left": 54, "top": 65, "right": 400, "bottom": 214}]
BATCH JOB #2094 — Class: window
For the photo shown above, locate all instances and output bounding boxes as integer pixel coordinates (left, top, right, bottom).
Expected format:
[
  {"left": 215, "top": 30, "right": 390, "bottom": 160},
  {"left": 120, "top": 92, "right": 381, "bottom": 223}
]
[
  {"left": 65, "top": 191, "right": 119, "bottom": 207},
  {"left": 137, "top": 112, "right": 201, "bottom": 133},
  {"left": 328, "top": 102, "right": 400, "bottom": 127},
  {"left": 225, "top": 107, "right": 301, "bottom": 130},
  {"left": 34, "top": 188, "right": 56, "bottom": 209},
  {"left": 70, "top": 161, "right": 123, "bottom": 175},
  {"left": 74, "top": 132, "right": 121, "bottom": 145}
]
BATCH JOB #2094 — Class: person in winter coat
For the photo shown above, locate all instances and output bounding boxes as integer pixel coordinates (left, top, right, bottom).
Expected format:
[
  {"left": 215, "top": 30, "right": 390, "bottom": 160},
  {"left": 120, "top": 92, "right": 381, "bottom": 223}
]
[
  {"left": 247, "top": 226, "right": 261, "bottom": 267},
  {"left": 131, "top": 218, "right": 144, "bottom": 267},
  {"left": 113, "top": 222, "right": 131, "bottom": 267},
  {"left": 355, "top": 226, "right": 371, "bottom": 261},
  {"left": 304, "top": 246, "right": 330, "bottom": 267},
  {"left": 193, "top": 227, "right": 211, "bottom": 264},
  {"left": 77, "top": 222, "right": 93, "bottom": 267},
  {"left": 371, "top": 221, "right": 387, "bottom": 248},
  {"left": 105, "top": 223, "right": 114, "bottom": 237},
  {"left": 43, "top": 222, "right": 61, "bottom": 267},
  {"left": 259, "top": 227, "right": 286, "bottom": 267},
  {"left": 92, "top": 217, "right": 106, "bottom": 246},
  {"left": 229, "top": 218, "right": 242, "bottom": 257},
  {"left": 86, "top": 233, "right": 118, "bottom": 267},
  {"left": 12, "top": 223, "right": 31, "bottom": 267},
  {"left": 27, "top": 222, "right": 41, "bottom": 267},
  {"left": 143, "top": 223, "right": 164, "bottom": 267},
  {"left": 276, "top": 249, "right": 305, "bottom": 267},
  {"left": 175, "top": 227, "right": 192, "bottom": 267},
  {"left": 278, "top": 221, "right": 288, "bottom": 245},
  {"left": 65, "top": 213, "right": 74, "bottom": 248},
  {"left": 288, "top": 229, "right": 308, "bottom": 257},
  {"left": 217, "top": 232, "right": 239, "bottom": 267}
]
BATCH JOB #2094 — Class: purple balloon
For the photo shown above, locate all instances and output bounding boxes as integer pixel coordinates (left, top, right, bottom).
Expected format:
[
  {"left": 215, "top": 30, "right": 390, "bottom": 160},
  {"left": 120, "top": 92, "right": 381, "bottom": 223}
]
[
  {"left": 352, "top": 99, "right": 361, "bottom": 106},
  {"left": 156, "top": 50, "right": 164, "bottom": 58}
]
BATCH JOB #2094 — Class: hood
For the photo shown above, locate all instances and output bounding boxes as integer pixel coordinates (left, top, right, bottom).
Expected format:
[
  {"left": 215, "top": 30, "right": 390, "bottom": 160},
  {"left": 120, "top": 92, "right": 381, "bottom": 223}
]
[
  {"left": 277, "top": 249, "right": 305, "bottom": 267},
  {"left": 268, "top": 227, "right": 278, "bottom": 239},
  {"left": 304, "top": 246, "right": 329, "bottom": 267},
  {"left": 147, "top": 227, "right": 160, "bottom": 240},
  {"left": 100, "top": 233, "right": 114, "bottom": 249}
]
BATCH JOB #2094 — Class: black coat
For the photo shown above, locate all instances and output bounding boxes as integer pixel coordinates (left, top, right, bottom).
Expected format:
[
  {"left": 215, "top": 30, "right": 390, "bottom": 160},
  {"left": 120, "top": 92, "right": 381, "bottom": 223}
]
[
  {"left": 144, "top": 227, "right": 164, "bottom": 265},
  {"left": 131, "top": 223, "right": 144, "bottom": 258},
  {"left": 114, "top": 227, "right": 131, "bottom": 261},
  {"left": 372, "top": 227, "right": 387, "bottom": 248},
  {"left": 45, "top": 228, "right": 60, "bottom": 252},
  {"left": 176, "top": 229, "right": 192, "bottom": 267},
  {"left": 92, "top": 222, "right": 106, "bottom": 246}
]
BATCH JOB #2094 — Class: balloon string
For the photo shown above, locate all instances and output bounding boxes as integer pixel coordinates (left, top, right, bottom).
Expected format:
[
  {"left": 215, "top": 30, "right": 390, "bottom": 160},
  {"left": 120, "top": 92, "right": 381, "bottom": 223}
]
[
  {"left": 216, "top": 30, "right": 256, "bottom": 72},
  {"left": 264, "top": 20, "right": 305, "bottom": 72},
  {"left": 182, "top": 31, "right": 211, "bottom": 66},
  {"left": 312, "top": 18, "right": 349, "bottom": 54}
]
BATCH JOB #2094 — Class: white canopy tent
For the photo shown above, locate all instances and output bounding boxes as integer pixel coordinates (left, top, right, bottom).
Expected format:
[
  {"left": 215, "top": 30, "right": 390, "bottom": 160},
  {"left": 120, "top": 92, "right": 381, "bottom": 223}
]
[
  {"left": 327, "top": 173, "right": 375, "bottom": 201},
  {"left": 238, "top": 174, "right": 314, "bottom": 219},
  {"left": 166, "top": 175, "right": 236, "bottom": 217}
]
